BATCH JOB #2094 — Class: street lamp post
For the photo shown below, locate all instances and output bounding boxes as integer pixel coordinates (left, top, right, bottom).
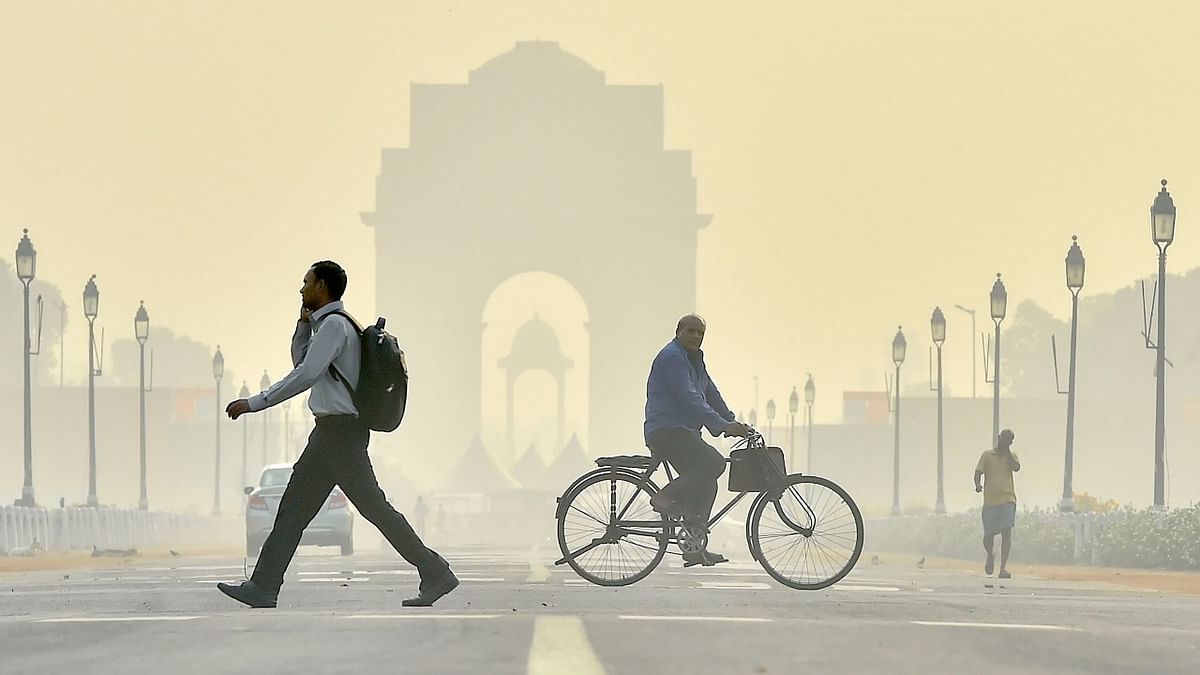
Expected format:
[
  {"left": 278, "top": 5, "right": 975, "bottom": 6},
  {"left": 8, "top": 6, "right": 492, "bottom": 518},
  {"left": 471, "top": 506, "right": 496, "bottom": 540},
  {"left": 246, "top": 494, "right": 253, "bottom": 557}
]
[
  {"left": 83, "top": 276, "right": 100, "bottom": 507},
  {"left": 239, "top": 381, "right": 250, "bottom": 490},
  {"left": 788, "top": 387, "right": 799, "bottom": 470},
  {"left": 212, "top": 347, "right": 224, "bottom": 515},
  {"left": 1058, "top": 236, "right": 1086, "bottom": 513},
  {"left": 804, "top": 375, "right": 815, "bottom": 474},
  {"left": 1150, "top": 180, "right": 1176, "bottom": 508},
  {"left": 891, "top": 327, "right": 906, "bottom": 516},
  {"left": 15, "top": 230, "right": 39, "bottom": 507},
  {"left": 931, "top": 308, "right": 947, "bottom": 514},
  {"left": 990, "top": 274, "right": 1008, "bottom": 446},
  {"left": 135, "top": 301, "right": 150, "bottom": 510},
  {"left": 765, "top": 399, "right": 776, "bottom": 446},
  {"left": 260, "top": 371, "right": 271, "bottom": 469}
]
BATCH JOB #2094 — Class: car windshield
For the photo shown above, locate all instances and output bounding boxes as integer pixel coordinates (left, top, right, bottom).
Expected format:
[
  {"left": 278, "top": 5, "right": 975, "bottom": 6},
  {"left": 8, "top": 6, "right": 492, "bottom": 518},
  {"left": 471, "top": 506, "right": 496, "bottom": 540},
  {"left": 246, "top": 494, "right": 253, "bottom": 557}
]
[{"left": 261, "top": 468, "right": 293, "bottom": 488}]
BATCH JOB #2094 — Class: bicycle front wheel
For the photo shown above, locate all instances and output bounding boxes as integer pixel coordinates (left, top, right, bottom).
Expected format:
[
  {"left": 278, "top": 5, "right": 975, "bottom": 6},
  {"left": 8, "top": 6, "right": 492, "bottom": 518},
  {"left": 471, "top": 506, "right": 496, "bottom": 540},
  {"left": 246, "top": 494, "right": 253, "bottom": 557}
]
[
  {"left": 748, "top": 474, "right": 864, "bottom": 590},
  {"left": 556, "top": 470, "right": 668, "bottom": 586}
]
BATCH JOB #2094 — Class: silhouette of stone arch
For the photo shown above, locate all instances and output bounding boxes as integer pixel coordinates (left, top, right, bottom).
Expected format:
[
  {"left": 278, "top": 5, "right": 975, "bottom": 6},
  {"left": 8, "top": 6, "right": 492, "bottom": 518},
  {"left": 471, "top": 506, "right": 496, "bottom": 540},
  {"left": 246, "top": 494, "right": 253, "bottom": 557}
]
[
  {"left": 362, "top": 41, "right": 710, "bottom": 460},
  {"left": 498, "top": 314, "right": 573, "bottom": 455}
]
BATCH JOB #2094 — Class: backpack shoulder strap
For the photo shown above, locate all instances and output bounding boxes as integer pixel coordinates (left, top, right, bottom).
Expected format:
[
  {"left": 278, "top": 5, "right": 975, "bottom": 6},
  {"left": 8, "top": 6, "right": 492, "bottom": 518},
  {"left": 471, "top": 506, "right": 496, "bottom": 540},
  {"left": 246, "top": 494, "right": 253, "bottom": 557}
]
[
  {"left": 324, "top": 309, "right": 361, "bottom": 394},
  {"left": 326, "top": 309, "right": 363, "bottom": 335}
]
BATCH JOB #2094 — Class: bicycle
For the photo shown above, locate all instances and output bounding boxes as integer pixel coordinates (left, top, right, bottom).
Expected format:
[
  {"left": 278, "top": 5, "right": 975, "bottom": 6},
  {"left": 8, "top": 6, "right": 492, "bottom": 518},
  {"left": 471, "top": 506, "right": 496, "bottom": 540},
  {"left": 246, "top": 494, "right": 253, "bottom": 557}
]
[{"left": 553, "top": 429, "right": 864, "bottom": 590}]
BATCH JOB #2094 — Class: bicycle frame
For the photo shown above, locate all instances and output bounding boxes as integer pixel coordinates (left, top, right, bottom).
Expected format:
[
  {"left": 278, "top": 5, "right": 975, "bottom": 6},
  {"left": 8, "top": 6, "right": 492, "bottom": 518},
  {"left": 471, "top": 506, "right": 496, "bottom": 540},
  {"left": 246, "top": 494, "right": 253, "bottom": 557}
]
[{"left": 555, "top": 431, "right": 818, "bottom": 566}]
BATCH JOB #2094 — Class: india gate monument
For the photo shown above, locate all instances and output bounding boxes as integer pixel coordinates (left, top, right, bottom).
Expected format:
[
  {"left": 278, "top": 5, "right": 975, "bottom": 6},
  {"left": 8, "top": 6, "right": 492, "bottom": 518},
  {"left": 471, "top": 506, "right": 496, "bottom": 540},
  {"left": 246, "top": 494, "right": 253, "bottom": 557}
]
[{"left": 360, "top": 42, "right": 711, "bottom": 471}]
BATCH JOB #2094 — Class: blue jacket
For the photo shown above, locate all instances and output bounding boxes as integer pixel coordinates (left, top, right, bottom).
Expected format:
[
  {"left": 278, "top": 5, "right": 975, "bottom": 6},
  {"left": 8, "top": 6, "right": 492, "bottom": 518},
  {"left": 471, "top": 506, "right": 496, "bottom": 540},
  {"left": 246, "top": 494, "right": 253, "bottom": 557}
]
[{"left": 644, "top": 338, "right": 736, "bottom": 443}]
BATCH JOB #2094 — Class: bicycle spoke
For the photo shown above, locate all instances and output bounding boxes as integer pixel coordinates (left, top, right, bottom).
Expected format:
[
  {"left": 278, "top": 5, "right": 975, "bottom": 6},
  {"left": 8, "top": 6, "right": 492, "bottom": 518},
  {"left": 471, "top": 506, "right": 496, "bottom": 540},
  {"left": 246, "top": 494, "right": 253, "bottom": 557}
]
[
  {"left": 557, "top": 471, "right": 668, "bottom": 585},
  {"left": 750, "top": 476, "right": 863, "bottom": 590}
]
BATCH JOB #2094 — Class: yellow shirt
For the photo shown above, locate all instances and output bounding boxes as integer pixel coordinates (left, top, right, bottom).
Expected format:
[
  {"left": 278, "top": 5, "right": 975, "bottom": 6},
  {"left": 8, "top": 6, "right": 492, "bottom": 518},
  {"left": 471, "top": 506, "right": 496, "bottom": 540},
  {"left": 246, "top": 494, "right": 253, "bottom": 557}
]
[{"left": 975, "top": 449, "right": 1020, "bottom": 506}]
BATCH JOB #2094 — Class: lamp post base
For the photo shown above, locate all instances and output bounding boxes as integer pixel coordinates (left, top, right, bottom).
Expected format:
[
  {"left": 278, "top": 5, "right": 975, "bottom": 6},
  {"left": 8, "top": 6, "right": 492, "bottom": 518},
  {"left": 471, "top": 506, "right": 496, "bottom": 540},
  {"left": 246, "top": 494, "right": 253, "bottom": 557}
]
[
  {"left": 139, "top": 499, "right": 149, "bottom": 511},
  {"left": 86, "top": 494, "right": 98, "bottom": 508},
  {"left": 1058, "top": 496, "right": 1075, "bottom": 513},
  {"left": 935, "top": 501, "right": 946, "bottom": 515},
  {"left": 16, "top": 486, "right": 36, "bottom": 508},
  {"left": 890, "top": 504, "right": 902, "bottom": 517}
]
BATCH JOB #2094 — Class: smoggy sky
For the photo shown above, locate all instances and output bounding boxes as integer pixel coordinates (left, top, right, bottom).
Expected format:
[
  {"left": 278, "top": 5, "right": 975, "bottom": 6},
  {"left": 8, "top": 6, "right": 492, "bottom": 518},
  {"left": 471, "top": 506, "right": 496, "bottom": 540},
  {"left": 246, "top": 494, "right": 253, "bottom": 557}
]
[{"left": 3, "top": 1, "right": 1199, "bottom": 429}]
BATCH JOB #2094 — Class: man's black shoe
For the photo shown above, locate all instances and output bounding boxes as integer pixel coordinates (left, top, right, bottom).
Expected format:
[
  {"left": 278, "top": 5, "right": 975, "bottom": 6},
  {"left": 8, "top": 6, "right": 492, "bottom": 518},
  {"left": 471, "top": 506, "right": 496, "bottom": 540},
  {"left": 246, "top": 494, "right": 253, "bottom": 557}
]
[
  {"left": 682, "top": 550, "right": 729, "bottom": 568},
  {"left": 217, "top": 580, "right": 277, "bottom": 608},
  {"left": 402, "top": 569, "right": 459, "bottom": 607}
]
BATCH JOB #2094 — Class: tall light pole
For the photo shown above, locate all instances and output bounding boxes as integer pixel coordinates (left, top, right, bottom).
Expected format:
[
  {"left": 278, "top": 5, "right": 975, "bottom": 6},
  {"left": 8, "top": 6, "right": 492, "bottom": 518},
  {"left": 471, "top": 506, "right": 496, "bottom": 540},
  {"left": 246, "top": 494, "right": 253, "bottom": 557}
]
[
  {"left": 260, "top": 370, "right": 271, "bottom": 469},
  {"left": 1057, "top": 236, "right": 1086, "bottom": 513},
  {"left": 83, "top": 275, "right": 100, "bottom": 507},
  {"left": 15, "top": 230, "right": 40, "bottom": 507},
  {"left": 788, "top": 386, "right": 799, "bottom": 470},
  {"left": 931, "top": 308, "right": 947, "bottom": 514},
  {"left": 239, "top": 381, "right": 250, "bottom": 490},
  {"left": 804, "top": 374, "right": 815, "bottom": 474},
  {"left": 891, "top": 327, "right": 906, "bottom": 516},
  {"left": 1150, "top": 179, "right": 1176, "bottom": 508},
  {"left": 953, "top": 305, "right": 976, "bottom": 398},
  {"left": 765, "top": 399, "right": 776, "bottom": 446},
  {"left": 212, "top": 346, "right": 224, "bottom": 515},
  {"left": 135, "top": 301, "right": 150, "bottom": 510},
  {"left": 989, "top": 274, "right": 1008, "bottom": 446}
]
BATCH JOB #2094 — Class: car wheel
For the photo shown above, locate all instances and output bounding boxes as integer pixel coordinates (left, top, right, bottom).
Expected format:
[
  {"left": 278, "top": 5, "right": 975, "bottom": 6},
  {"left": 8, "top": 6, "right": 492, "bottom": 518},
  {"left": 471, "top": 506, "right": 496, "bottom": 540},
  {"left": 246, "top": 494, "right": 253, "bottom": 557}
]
[{"left": 340, "top": 539, "right": 354, "bottom": 556}]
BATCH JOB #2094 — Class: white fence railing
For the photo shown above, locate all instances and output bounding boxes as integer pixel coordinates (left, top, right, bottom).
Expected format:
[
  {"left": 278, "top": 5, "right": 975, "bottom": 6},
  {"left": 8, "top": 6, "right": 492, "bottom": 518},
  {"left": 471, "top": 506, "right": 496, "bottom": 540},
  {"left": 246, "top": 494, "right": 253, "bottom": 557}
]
[{"left": 1, "top": 505, "right": 240, "bottom": 554}]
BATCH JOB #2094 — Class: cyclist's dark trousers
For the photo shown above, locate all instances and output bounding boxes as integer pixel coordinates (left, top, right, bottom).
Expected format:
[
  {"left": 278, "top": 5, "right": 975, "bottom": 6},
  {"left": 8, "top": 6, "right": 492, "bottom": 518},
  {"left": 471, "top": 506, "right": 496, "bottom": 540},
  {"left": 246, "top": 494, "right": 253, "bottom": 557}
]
[
  {"left": 647, "top": 428, "right": 726, "bottom": 521},
  {"left": 251, "top": 415, "right": 447, "bottom": 593}
]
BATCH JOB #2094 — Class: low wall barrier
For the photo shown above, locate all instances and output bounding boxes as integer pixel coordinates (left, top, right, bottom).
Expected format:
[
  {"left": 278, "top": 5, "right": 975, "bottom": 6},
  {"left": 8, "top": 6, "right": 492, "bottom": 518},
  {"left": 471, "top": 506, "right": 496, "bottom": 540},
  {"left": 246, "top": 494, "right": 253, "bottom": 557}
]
[{"left": 1, "top": 505, "right": 240, "bottom": 554}]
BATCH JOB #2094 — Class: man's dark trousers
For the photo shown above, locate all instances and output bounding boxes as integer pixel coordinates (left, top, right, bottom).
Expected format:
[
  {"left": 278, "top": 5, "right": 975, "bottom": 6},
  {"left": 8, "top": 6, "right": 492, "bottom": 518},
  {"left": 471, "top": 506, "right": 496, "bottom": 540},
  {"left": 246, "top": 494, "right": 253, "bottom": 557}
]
[
  {"left": 251, "top": 415, "right": 446, "bottom": 593},
  {"left": 647, "top": 427, "right": 726, "bottom": 521}
]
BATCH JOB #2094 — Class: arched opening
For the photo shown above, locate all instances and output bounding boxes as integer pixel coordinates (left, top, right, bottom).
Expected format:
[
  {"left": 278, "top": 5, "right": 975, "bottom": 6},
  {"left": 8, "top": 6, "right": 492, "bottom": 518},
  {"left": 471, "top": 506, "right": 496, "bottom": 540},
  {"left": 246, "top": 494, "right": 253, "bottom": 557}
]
[{"left": 481, "top": 272, "right": 589, "bottom": 468}]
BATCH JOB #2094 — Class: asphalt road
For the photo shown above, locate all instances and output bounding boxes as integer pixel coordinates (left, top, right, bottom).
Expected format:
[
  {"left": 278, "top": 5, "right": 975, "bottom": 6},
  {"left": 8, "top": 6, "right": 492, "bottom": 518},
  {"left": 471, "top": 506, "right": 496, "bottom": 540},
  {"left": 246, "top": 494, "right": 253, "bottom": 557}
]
[{"left": 1, "top": 542, "right": 1197, "bottom": 674}]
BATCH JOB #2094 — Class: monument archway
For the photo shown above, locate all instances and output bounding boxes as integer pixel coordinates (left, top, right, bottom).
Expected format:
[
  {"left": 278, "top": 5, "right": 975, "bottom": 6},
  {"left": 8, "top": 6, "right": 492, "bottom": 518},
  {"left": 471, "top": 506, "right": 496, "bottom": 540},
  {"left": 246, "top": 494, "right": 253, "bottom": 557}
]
[
  {"left": 481, "top": 271, "right": 588, "bottom": 465},
  {"left": 362, "top": 41, "right": 711, "bottom": 463}
]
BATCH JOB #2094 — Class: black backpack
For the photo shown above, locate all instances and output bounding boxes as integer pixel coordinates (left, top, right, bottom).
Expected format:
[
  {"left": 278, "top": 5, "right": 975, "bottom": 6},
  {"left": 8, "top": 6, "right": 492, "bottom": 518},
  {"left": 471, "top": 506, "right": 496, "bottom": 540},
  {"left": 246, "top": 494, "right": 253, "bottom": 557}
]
[{"left": 326, "top": 311, "right": 409, "bottom": 432}]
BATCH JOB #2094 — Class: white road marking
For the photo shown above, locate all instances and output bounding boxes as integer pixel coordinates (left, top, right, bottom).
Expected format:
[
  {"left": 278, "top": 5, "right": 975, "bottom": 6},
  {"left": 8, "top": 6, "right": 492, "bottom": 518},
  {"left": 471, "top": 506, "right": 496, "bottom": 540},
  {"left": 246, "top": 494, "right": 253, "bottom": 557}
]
[
  {"left": 697, "top": 582, "right": 771, "bottom": 590},
  {"left": 341, "top": 614, "right": 499, "bottom": 620},
  {"left": 619, "top": 615, "right": 771, "bottom": 623},
  {"left": 526, "top": 545, "right": 551, "bottom": 583},
  {"left": 832, "top": 584, "right": 902, "bottom": 592},
  {"left": 137, "top": 566, "right": 244, "bottom": 572},
  {"left": 458, "top": 577, "right": 505, "bottom": 582},
  {"left": 665, "top": 571, "right": 764, "bottom": 578},
  {"left": 297, "top": 577, "right": 369, "bottom": 583},
  {"left": 911, "top": 621, "right": 1080, "bottom": 631},
  {"left": 527, "top": 616, "right": 607, "bottom": 675},
  {"left": 36, "top": 616, "right": 202, "bottom": 623}
]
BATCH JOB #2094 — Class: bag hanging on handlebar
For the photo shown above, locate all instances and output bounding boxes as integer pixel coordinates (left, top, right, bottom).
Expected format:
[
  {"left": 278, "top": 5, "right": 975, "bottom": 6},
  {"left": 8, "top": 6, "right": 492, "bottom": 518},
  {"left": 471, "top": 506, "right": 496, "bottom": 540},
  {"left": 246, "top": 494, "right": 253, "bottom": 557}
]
[{"left": 728, "top": 446, "right": 786, "bottom": 492}]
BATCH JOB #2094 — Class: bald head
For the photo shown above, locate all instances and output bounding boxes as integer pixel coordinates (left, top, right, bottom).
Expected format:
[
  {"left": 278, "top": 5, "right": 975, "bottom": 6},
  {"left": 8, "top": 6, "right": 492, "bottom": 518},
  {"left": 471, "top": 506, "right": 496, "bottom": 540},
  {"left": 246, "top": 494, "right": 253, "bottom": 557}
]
[{"left": 675, "top": 314, "right": 706, "bottom": 353}]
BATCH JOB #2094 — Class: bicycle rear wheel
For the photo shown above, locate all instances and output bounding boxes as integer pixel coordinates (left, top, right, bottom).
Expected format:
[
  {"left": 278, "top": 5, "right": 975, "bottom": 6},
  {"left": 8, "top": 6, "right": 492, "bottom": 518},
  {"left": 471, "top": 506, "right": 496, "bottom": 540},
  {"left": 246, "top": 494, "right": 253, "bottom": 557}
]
[
  {"left": 748, "top": 474, "right": 864, "bottom": 590},
  {"left": 556, "top": 470, "right": 668, "bottom": 586}
]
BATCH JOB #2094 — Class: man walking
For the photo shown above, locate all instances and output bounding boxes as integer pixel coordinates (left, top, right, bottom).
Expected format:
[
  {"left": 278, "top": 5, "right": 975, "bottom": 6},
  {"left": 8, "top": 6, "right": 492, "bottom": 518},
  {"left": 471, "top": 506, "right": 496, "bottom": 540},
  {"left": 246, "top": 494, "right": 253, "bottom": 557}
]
[
  {"left": 217, "top": 261, "right": 457, "bottom": 608},
  {"left": 644, "top": 314, "right": 749, "bottom": 567},
  {"left": 974, "top": 428, "right": 1021, "bottom": 579}
]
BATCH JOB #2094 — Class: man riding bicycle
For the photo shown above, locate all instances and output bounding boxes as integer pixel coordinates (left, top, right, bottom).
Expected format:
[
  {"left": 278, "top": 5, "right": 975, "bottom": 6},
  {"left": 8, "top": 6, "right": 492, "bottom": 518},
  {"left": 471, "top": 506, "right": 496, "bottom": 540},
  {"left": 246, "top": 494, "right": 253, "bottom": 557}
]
[{"left": 644, "top": 314, "right": 749, "bottom": 567}]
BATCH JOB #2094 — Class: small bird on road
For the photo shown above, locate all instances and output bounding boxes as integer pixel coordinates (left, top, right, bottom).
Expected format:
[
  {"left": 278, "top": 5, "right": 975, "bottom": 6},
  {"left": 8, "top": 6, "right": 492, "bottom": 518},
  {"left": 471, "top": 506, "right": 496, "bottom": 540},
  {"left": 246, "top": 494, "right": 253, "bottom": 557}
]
[
  {"left": 870, "top": 555, "right": 881, "bottom": 566},
  {"left": 917, "top": 557, "right": 926, "bottom": 569},
  {"left": 169, "top": 550, "right": 181, "bottom": 557}
]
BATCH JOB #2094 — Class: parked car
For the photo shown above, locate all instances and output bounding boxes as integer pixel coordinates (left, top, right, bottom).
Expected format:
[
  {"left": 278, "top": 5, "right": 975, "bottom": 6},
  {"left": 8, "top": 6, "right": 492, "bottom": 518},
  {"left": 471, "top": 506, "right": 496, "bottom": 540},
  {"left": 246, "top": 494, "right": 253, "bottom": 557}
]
[{"left": 244, "top": 463, "right": 354, "bottom": 556}]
